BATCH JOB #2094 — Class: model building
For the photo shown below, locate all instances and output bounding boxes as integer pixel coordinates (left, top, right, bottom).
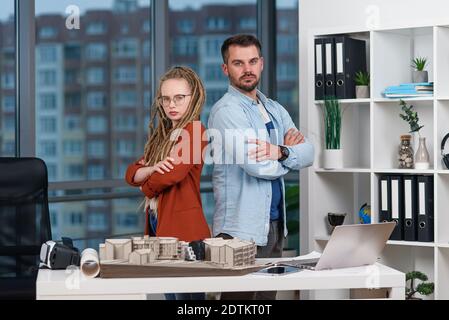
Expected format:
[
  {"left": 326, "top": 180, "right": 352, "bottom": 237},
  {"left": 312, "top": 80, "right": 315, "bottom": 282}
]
[{"left": 98, "top": 236, "right": 256, "bottom": 268}]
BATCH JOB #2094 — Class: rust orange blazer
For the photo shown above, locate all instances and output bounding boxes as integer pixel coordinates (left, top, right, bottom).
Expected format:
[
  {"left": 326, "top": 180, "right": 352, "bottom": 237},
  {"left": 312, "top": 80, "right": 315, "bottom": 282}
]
[{"left": 125, "top": 121, "right": 211, "bottom": 242}]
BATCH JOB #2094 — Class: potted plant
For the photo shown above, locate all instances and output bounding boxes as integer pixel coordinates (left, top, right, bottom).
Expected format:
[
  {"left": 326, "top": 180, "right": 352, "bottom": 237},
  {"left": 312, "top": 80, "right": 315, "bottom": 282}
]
[
  {"left": 399, "top": 99, "right": 429, "bottom": 169},
  {"left": 354, "top": 70, "right": 370, "bottom": 98},
  {"left": 406, "top": 271, "right": 434, "bottom": 300},
  {"left": 323, "top": 96, "right": 343, "bottom": 169},
  {"left": 411, "top": 57, "right": 428, "bottom": 83}
]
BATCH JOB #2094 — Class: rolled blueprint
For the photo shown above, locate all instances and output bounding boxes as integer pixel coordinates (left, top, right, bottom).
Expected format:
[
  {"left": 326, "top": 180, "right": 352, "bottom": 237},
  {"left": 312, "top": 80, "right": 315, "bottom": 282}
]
[{"left": 80, "top": 248, "right": 100, "bottom": 278}]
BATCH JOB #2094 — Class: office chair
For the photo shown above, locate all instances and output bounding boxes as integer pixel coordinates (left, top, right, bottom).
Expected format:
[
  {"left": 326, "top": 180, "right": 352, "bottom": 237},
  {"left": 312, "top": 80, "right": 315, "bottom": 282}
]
[{"left": 0, "top": 158, "right": 52, "bottom": 300}]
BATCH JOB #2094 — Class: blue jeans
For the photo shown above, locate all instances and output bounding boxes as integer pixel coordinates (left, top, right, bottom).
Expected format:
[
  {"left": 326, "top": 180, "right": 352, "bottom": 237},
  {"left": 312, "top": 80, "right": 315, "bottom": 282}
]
[{"left": 165, "top": 293, "right": 205, "bottom": 300}]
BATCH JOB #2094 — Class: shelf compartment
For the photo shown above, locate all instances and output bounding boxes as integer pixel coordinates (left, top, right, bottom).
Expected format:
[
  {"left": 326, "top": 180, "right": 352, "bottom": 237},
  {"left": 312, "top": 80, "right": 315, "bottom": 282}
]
[
  {"left": 437, "top": 174, "right": 449, "bottom": 244},
  {"left": 378, "top": 245, "right": 435, "bottom": 300},
  {"left": 372, "top": 27, "right": 434, "bottom": 100},
  {"left": 316, "top": 102, "right": 370, "bottom": 169},
  {"left": 311, "top": 173, "right": 370, "bottom": 239},
  {"left": 372, "top": 100, "right": 434, "bottom": 170},
  {"left": 436, "top": 100, "right": 449, "bottom": 170}
]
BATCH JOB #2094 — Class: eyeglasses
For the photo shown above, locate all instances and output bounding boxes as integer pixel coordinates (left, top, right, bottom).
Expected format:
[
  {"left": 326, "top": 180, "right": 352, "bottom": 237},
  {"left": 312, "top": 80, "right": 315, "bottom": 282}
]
[{"left": 158, "top": 94, "right": 192, "bottom": 107}]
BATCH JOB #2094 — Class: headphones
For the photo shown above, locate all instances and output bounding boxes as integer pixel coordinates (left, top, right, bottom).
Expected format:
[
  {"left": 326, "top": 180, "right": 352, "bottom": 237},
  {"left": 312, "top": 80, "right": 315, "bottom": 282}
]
[{"left": 442, "top": 133, "right": 449, "bottom": 169}]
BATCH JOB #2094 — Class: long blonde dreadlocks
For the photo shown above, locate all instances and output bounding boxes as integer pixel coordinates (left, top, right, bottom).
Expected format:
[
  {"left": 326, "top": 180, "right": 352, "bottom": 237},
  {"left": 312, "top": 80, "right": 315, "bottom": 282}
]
[{"left": 141, "top": 66, "right": 206, "bottom": 215}]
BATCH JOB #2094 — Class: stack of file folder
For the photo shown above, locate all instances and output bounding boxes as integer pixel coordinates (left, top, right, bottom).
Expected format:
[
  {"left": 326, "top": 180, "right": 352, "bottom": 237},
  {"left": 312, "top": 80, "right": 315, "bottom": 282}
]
[
  {"left": 382, "top": 82, "right": 434, "bottom": 98},
  {"left": 314, "top": 36, "right": 367, "bottom": 100},
  {"left": 378, "top": 175, "right": 434, "bottom": 242}
]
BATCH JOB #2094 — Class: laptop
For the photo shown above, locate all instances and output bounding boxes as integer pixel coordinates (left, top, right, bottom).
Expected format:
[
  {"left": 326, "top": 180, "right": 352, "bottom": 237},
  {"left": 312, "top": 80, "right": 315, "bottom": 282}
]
[{"left": 279, "top": 222, "right": 395, "bottom": 271}]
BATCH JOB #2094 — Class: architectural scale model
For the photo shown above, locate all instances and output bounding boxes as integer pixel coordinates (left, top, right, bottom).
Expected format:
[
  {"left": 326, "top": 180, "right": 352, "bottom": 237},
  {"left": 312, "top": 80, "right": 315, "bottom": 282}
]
[{"left": 98, "top": 236, "right": 257, "bottom": 268}]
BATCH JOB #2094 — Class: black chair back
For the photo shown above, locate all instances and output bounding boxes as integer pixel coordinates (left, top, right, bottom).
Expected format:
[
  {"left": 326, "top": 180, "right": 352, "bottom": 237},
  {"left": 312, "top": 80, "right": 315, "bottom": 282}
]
[{"left": 0, "top": 158, "right": 52, "bottom": 299}]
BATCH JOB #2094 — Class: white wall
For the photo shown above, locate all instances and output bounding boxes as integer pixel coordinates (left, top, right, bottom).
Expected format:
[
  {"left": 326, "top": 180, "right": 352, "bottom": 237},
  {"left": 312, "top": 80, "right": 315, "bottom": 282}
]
[{"left": 298, "top": 0, "right": 449, "bottom": 253}]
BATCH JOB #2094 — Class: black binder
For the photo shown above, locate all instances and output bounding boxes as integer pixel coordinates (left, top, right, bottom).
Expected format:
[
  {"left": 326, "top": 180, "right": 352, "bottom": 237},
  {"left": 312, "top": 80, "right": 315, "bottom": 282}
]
[
  {"left": 417, "top": 175, "right": 434, "bottom": 242},
  {"left": 378, "top": 175, "right": 391, "bottom": 224},
  {"left": 323, "top": 37, "right": 336, "bottom": 97},
  {"left": 403, "top": 176, "right": 418, "bottom": 241},
  {"left": 334, "top": 36, "right": 367, "bottom": 99},
  {"left": 314, "top": 38, "right": 325, "bottom": 100},
  {"left": 389, "top": 175, "right": 404, "bottom": 241}
]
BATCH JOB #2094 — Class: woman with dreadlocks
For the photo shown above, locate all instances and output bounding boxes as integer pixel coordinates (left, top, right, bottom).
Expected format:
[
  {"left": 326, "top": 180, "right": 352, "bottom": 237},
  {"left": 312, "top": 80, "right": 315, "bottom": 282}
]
[{"left": 125, "top": 66, "right": 210, "bottom": 244}]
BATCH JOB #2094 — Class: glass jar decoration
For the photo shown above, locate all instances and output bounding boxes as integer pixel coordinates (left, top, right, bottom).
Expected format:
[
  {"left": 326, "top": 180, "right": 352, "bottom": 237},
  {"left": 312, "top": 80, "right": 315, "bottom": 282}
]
[{"left": 398, "top": 135, "right": 414, "bottom": 169}]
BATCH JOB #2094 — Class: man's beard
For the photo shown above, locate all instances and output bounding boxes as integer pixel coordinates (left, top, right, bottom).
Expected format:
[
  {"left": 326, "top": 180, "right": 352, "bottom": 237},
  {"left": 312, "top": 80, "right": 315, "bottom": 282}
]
[{"left": 231, "top": 73, "right": 260, "bottom": 92}]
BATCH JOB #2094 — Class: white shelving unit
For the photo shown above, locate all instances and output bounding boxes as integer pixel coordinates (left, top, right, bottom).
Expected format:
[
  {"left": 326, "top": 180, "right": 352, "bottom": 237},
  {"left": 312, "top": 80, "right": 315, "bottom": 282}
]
[{"left": 306, "top": 25, "right": 449, "bottom": 300}]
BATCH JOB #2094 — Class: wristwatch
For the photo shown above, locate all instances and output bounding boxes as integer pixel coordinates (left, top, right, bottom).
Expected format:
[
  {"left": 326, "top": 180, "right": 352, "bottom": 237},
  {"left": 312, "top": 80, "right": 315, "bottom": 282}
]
[{"left": 278, "top": 146, "right": 290, "bottom": 162}]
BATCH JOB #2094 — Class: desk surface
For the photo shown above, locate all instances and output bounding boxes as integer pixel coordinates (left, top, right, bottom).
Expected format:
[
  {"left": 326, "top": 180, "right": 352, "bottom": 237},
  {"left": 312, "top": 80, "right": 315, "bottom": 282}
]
[{"left": 36, "top": 261, "right": 405, "bottom": 298}]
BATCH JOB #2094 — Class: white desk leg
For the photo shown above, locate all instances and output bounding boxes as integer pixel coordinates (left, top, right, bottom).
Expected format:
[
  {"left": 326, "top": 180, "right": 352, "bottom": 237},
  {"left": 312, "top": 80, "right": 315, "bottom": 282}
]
[{"left": 388, "top": 287, "right": 405, "bottom": 300}]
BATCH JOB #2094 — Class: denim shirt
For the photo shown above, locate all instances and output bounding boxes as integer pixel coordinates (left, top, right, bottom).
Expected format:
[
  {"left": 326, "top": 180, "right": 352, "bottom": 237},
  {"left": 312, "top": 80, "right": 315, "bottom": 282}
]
[{"left": 207, "top": 85, "right": 315, "bottom": 246}]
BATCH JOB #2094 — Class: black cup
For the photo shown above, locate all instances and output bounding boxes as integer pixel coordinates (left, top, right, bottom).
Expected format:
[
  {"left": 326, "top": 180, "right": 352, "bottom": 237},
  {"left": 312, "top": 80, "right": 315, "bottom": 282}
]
[{"left": 327, "top": 213, "right": 347, "bottom": 233}]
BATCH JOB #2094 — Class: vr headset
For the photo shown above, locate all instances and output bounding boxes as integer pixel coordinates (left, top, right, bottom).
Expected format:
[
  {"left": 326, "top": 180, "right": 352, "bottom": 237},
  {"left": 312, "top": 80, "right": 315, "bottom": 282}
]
[
  {"left": 442, "top": 133, "right": 449, "bottom": 170},
  {"left": 40, "top": 237, "right": 81, "bottom": 269}
]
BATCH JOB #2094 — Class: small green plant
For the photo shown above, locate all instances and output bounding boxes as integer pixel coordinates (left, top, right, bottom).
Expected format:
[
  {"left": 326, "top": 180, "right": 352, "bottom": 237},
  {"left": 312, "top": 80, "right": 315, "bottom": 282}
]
[
  {"left": 323, "top": 96, "right": 342, "bottom": 149},
  {"left": 411, "top": 57, "right": 428, "bottom": 71},
  {"left": 399, "top": 99, "right": 424, "bottom": 136},
  {"left": 354, "top": 71, "right": 370, "bottom": 86},
  {"left": 406, "top": 271, "right": 434, "bottom": 299}
]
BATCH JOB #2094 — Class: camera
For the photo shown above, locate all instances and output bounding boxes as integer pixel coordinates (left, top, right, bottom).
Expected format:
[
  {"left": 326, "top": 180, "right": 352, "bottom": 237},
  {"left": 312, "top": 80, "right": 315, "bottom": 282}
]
[{"left": 40, "top": 238, "right": 81, "bottom": 269}]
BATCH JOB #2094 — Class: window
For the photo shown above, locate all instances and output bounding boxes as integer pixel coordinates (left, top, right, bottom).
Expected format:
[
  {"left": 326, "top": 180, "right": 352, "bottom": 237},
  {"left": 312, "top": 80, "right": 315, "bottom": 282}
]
[
  {"left": 85, "top": 43, "right": 108, "bottom": 60},
  {"left": 143, "top": 65, "right": 150, "bottom": 84},
  {"left": 64, "top": 115, "right": 81, "bottom": 131},
  {"left": 205, "top": 64, "right": 226, "bottom": 82},
  {"left": 204, "top": 37, "right": 227, "bottom": 57},
  {"left": 206, "top": 17, "right": 230, "bottom": 31},
  {"left": 39, "top": 70, "right": 57, "bottom": 86},
  {"left": 2, "top": 95, "right": 15, "bottom": 112},
  {"left": 88, "top": 213, "right": 107, "bottom": 232},
  {"left": 142, "top": 19, "right": 151, "bottom": 33},
  {"left": 64, "top": 164, "right": 84, "bottom": 180},
  {"left": 38, "top": 45, "right": 57, "bottom": 63},
  {"left": 64, "top": 44, "right": 81, "bottom": 60},
  {"left": 39, "top": 140, "right": 57, "bottom": 157},
  {"left": 39, "top": 93, "right": 56, "bottom": 110},
  {"left": 65, "top": 69, "right": 80, "bottom": 85},
  {"left": 239, "top": 17, "right": 257, "bottom": 31},
  {"left": 87, "top": 116, "right": 107, "bottom": 133},
  {"left": 87, "top": 92, "right": 107, "bottom": 110},
  {"left": 88, "top": 165, "right": 105, "bottom": 180},
  {"left": 276, "top": 0, "right": 299, "bottom": 253},
  {"left": 177, "top": 19, "right": 194, "bottom": 34},
  {"left": 88, "top": 140, "right": 106, "bottom": 158},
  {"left": 65, "top": 92, "right": 81, "bottom": 108},
  {"left": 113, "top": 39, "right": 138, "bottom": 58},
  {"left": 39, "top": 26, "right": 57, "bottom": 39},
  {"left": 86, "top": 22, "right": 107, "bottom": 35},
  {"left": 86, "top": 67, "right": 105, "bottom": 85},
  {"left": 114, "top": 114, "right": 137, "bottom": 132},
  {"left": 116, "top": 213, "right": 138, "bottom": 228},
  {"left": 63, "top": 140, "right": 83, "bottom": 156},
  {"left": 39, "top": 116, "right": 57, "bottom": 134},
  {"left": 2, "top": 72, "right": 15, "bottom": 89},
  {"left": 142, "top": 40, "right": 150, "bottom": 58},
  {"left": 35, "top": 1, "right": 151, "bottom": 249},
  {"left": 65, "top": 212, "right": 83, "bottom": 226},
  {"left": 169, "top": 0, "right": 257, "bottom": 224},
  {"left": 172, "top": 36, "right": 197, "bottom": 56},
  {"left": 2, "top": 115, "right": 15, "bottom": 132},
  {"left": 47, "top": 164, "right": 57, "bottom": 181},
  {"left": 277, "top": 35, "right": 297, "bottom": 55},
  {"left": 116, "top": 139, "right": 136, "bottom": 156},
  {"left": 113, "top": 66, "right": 137, "bottom": 83},
  {"left": 114, "top": 90, "right": 137, "bottom": 107}
]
